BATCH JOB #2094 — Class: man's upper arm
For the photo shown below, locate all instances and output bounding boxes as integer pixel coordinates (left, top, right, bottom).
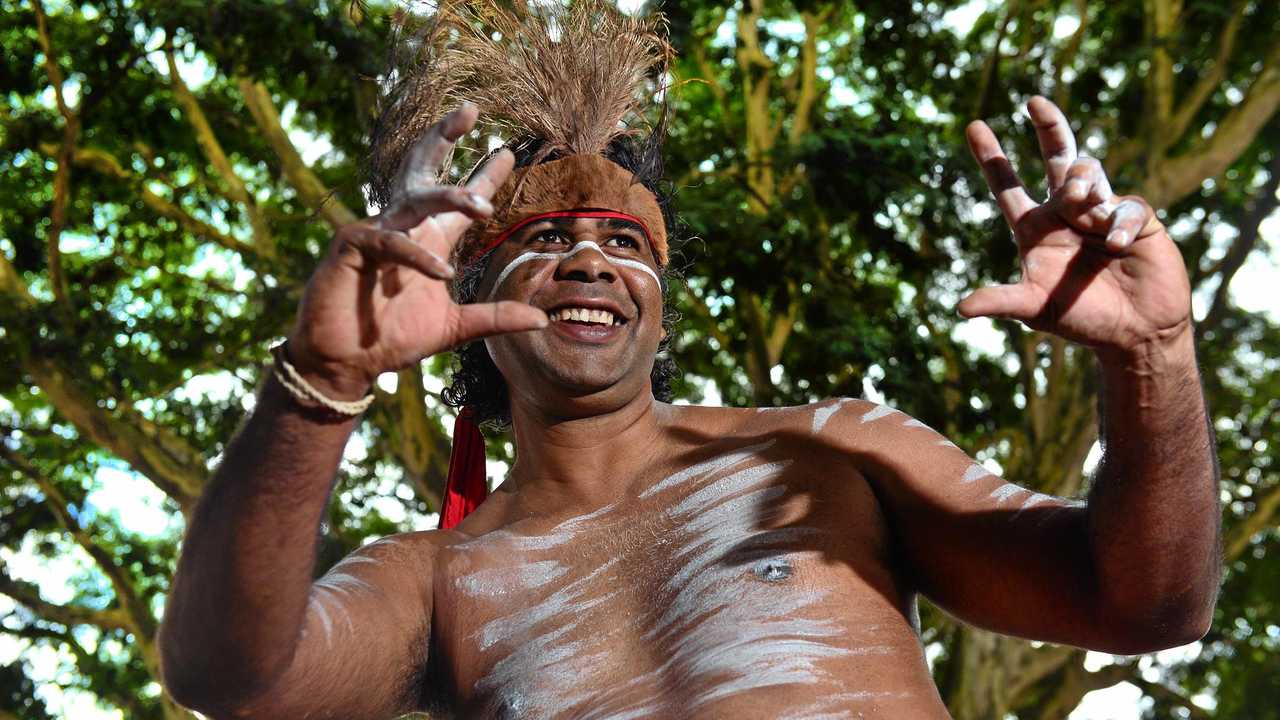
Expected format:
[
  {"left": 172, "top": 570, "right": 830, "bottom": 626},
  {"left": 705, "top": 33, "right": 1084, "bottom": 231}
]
[
  {"left": 239, "top": 531, "right": 442, "bottom": 719},
  {"left": 823, "top": 399, "right": 1118, "bottom": 650}
]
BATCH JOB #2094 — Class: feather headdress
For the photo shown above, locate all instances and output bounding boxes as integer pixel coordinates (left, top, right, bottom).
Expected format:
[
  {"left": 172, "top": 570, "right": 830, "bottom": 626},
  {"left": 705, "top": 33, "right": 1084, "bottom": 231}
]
[{"left": 368, "top": 0, "right": 674, "bottom": 264}]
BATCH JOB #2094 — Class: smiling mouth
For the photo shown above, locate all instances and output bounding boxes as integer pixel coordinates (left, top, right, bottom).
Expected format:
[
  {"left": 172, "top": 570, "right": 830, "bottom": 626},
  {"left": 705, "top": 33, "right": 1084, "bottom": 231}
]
[{"left": 548, "top": 306, "right": 628, "bottom": 327}]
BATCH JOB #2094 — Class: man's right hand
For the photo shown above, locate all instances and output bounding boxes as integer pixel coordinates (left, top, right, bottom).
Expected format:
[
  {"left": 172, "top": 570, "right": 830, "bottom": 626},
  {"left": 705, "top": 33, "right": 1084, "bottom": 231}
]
[{"left": 286, "top": 104, "right": 548, "bottom": 400}]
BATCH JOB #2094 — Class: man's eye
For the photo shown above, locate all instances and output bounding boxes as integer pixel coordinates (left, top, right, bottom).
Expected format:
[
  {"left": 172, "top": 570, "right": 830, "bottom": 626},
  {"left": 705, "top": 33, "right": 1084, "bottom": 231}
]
[
  {"left": 606, "top": 235, "right": 640, "bottom": 249},
  {"left": 533, "top": 230, "right": 569, "bottom": 245}
]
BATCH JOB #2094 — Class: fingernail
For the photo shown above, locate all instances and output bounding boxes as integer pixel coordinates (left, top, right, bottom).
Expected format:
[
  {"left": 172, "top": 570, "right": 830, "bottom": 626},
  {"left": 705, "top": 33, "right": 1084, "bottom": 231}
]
[
  {"left": 471, "top": 194, "right": 493, "bottom": 214},
  {"left": 1110, "top": 230, "right": 1129, "bottom": 248}
]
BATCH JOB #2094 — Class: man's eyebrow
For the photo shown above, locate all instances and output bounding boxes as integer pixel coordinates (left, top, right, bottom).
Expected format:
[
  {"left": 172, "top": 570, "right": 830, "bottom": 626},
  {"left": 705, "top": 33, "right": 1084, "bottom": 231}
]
[
  {"left": 523, "top": 217, "right": 645, "bottom": 234},
  {"left": 602, "top": 218, "right": 644, "bottom": 234},
  {"left": 527, "top": 217, "right": 575, "bottom": 231}
]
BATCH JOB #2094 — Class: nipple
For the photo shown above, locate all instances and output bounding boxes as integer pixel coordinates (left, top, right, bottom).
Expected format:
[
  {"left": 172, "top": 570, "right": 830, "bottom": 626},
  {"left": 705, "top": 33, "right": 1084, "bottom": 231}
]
[{"left": 752, "top": 557, "right": 793, "bottom": 583}]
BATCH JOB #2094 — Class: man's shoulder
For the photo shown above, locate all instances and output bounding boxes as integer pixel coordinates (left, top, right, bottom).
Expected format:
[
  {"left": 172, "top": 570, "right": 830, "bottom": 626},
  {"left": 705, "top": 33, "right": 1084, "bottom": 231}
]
[
  {"left": 740, "top": 397, "right": 910, "bottom": 432},
  {"left": 341, "top": 530, "right": 452, "bottom": 570},
  {"left": 696, "top": 397, "right": 945, "bottom": 453}
]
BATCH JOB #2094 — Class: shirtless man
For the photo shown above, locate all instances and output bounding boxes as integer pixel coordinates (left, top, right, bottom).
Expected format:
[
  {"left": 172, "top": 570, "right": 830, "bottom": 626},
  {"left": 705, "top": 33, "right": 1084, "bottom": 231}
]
[{"left": 156, "top": 90, "right": 1219, "bottom": 717}]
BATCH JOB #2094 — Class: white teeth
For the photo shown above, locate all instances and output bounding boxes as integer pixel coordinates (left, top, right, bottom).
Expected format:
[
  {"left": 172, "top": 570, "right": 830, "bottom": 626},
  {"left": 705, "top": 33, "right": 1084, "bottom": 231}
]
[{"left": 552, "top": 307, "right": 618, "bottom": 325}]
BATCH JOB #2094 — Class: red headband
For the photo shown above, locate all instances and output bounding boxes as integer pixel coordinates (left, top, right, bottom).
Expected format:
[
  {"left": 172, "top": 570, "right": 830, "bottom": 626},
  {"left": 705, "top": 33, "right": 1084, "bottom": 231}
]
[{"left": 465, "top": 208, "right": 655, "bottom": 266}]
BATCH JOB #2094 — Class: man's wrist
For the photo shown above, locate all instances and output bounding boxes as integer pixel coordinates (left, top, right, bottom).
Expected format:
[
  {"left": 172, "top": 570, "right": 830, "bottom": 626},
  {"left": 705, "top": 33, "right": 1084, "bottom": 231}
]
[
  {"left": 1095, "top": 324, "right": 1199, "bottom": 387},
  {"left": 279, "top": 341, "right": 374, "bottom": 402}
]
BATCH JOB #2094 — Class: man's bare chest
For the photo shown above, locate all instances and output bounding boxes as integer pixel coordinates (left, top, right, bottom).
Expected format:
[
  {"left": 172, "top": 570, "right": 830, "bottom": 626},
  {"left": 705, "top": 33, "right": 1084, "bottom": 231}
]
[{"left": 428, "top": 440, "right": 931, "bottom": 718}]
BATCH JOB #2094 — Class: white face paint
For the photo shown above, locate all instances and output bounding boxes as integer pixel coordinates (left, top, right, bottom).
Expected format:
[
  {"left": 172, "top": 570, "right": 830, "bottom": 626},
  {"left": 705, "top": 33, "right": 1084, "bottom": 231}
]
[{"left": 485, "top": 240, "right": 660, "bottom": 301}]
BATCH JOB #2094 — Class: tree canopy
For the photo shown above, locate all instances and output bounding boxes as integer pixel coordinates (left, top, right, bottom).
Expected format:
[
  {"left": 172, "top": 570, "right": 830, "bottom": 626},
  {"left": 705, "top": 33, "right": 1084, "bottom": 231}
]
[{"left": 2, "top": 1, "right": 1277, "bottom": 718}]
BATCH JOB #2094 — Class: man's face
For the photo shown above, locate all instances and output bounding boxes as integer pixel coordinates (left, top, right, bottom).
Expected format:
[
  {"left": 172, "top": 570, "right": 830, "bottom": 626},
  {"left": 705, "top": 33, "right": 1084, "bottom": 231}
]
[{"left": 477, "top": 215, "right": 665, "bottom": 409}]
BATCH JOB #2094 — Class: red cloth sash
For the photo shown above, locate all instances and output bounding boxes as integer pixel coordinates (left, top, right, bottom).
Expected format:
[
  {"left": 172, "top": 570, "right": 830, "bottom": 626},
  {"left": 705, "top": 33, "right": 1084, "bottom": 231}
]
[{"left": 439, "top": 407, "right": 487, "bottom": 530}]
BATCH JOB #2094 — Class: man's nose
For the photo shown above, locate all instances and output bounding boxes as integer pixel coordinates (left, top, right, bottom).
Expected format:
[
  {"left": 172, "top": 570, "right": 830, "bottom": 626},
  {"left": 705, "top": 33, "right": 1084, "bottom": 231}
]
[{"left": 554, "top": 243, "right": 617, "bottom": 284}]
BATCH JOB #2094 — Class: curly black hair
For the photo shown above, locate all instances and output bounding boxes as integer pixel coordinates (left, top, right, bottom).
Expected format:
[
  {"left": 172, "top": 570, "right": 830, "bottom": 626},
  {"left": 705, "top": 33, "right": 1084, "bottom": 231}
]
[{"left": 440, "top": 135, "right": 681, "bottom": 429}]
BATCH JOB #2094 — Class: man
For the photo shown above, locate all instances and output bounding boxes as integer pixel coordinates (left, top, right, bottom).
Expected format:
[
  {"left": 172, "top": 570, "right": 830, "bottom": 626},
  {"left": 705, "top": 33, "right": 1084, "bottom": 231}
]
[{"left": 157, "top": 2, "right": 1219, "bottom": 718}]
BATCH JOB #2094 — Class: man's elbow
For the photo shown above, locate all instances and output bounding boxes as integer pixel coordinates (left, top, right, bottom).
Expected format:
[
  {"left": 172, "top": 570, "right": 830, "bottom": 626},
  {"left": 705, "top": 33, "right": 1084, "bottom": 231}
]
[
  {"left": 158, "top": 621, "right": 278, "bottom": 717},
  {"left": 1098, "top": 596, "right": 1215, "bottom": 655}
]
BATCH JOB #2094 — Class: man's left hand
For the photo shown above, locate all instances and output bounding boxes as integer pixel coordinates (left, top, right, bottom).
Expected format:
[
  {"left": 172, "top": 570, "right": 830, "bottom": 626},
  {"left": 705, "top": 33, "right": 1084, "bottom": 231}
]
[{"left": 959, "top": 96, "right": 1191, "bottom": 359}]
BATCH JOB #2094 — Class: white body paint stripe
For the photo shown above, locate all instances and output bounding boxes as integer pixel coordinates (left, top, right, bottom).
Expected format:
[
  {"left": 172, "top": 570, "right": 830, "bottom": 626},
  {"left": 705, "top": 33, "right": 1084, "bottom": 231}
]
[
  {"left": 641, "top": 440, "right": 775, "bottom": 498},
  {"left": 309, "top": 592, "right": 335, "bottom": 646},
  {"left": 485, "top": 240, "right": 660, "bottom": 300},
  {"left": 811, "top": 399, "right": 853, "bottom": 434},
  {"left": 990, "top": 484, "right": 1026, "bottom": 504},
  {"left": 860, "top": 404, "right": 899, "bottom": 423}
]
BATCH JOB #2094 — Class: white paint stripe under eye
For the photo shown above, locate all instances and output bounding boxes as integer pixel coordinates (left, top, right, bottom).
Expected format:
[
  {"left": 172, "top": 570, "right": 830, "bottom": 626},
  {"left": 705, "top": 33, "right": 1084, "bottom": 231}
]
[{"left": 485, "top": 240, "right": 660, "bottom": 300}]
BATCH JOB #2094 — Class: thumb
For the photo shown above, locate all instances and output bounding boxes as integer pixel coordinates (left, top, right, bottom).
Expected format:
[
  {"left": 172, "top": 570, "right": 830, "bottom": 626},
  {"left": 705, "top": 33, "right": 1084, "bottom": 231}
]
[
  {"left": 957, "top": 283, "right": 1044, "bottom": 322},
  {"left": 450, "top": 301, "right": 550, "bottom": 345}
]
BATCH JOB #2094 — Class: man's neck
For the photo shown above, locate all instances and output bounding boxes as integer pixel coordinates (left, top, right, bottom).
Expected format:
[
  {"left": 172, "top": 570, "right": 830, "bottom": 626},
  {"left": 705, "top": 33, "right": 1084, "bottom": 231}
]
[{"left": 506, "top": 390, "right": 670, "bottom": 510}]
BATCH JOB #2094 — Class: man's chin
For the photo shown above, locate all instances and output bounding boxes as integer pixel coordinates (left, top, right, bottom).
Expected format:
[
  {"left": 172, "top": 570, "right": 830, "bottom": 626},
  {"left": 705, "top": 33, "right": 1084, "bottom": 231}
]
[{"left": 537, "top": 366, "right": 632, "bottom": 397}]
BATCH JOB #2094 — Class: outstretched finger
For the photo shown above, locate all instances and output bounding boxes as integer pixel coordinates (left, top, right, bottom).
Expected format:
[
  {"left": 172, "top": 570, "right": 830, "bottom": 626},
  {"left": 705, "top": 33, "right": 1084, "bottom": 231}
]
[
  {"left": 344, "top": 226, "right": 455, "bottom": 280},
  {"left": 450, "top": 300, "right": 549, "bottom": 345},
  {"left": 436, "top": 148, "right": 517, "bottom": 242},
  {"left": 957, "top": 283, "right": 1045, "bottom": 322},
  {"left": 379, "top": 185, "right": 494, "bottom": 233},
  {"left": 966, "top": 120, "right": 1037, "bottom": 226},
  {"left": 1027, "top": 96, "right": 1077, "bottom": 193},
  {"left": 390, "top": 103, "right": 480, "bottom": 202}
]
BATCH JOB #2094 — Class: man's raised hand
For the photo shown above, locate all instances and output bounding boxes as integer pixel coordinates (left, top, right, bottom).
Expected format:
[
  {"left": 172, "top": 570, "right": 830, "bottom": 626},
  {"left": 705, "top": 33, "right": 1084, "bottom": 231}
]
[
  {"left": 286, "top": 104, "right": 547, "bottom": 399},
  {"left": 958, "top": 96, "right": 1192, "bottom": 360}
]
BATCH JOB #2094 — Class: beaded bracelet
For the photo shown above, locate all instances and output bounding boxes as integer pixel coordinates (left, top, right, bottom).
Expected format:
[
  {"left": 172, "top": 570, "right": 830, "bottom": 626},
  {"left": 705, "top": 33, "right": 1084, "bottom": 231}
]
[{"left": 270, "top": 343, "right": 375, "bottom": 417}]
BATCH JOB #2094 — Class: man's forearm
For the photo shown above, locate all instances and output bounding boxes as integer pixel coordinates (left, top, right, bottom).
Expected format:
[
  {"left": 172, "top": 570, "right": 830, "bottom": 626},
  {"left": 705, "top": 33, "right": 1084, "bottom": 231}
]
[
  {"left": 1088, "top": 328, "right": 1220, "bottom": 645},
  {"left": 160, "top": 373, "right": 361, "bottom": 703}
]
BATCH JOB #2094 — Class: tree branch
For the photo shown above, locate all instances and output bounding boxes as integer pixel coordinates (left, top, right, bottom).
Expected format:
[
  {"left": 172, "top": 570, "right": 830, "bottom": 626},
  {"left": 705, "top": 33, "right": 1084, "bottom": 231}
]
[
  {"left": 32, "top": 0, "right": 78, "bottom": 314},
  {"left": 1151, "top": 41, "right": 1280, "bottom": 207},
  {"left": 3, "top": 621, "right": 158, "bottom": 718},
  {"left": 737, "top": 0, "right": 778, "bottom": 213},
  {"left": 0, "top": 563, "right": 133, "bottom": 634},
  {"left": 1029, "top": 657, "right": 1136, "bottom": 720},
  {"left": 679, "top": 284, "right": 733, "bottom": 350},
  {"left": 764, "top": 295, "right": 799, "bottom": 368},
  {"left": 1198, "top": 154, "right": 1280, "bottom": 335},
  {"left": 1225, "top": 481, "right": 1280, "bottom": 561},
  {"left": 0, "top": 258, "right": 207, "bottom": 508},
  {"left": 366, "top": 364, "right": 448, "bottom": 511},
  {"left": 236, "top": 78, "right": 358, "bottom": 229},
  {"left": 1052, "top": 0, "right": 1089, "bottom": 108},
  {"left": 1142, "top": 0, "right": 1180, "bottom": 139},
  {"left": 24, "top": 355, "right": 205, "bottom": 510},
  {"left": 164, "top": 43, "right": 274, "bottom": 253},
  {"left": 1164, "top": 0, "right": 1250, "bottom": 146},
  {"left": 0, "top": 449, "right": 155, "bottom": 637},
  {"left": 972, "top": 2, "right": 1016, "bottom": 119},
  {"left": 788, "top": 9, "right": 828, "bottom": 145},
  {"left": 39, "top": 142, "right": 269, "bottom": 264},
  {"left": 1128, "top": 675, "right": 1214, "bottom": 719}
]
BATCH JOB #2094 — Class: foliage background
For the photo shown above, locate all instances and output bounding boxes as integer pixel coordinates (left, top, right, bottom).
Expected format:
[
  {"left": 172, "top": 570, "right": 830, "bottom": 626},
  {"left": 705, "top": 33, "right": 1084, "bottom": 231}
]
[{"left": 2, "top": 0, "right": 1278, "bottom": 717}]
